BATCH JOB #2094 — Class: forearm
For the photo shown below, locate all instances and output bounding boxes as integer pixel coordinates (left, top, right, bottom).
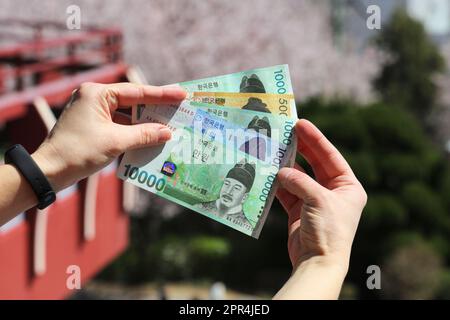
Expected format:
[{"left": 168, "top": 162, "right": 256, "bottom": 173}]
[
  {"left": 0, "top": 162, "right": 37, "bottom": 225},
  {"left": 0, "top": 83, "right": 186, "bottom": 227},
  {"left": 273, "top": 256, "right": 348, "bottom": 300}
]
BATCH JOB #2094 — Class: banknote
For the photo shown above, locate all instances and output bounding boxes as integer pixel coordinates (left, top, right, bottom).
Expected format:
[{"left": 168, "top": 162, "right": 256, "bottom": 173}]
[
  {"left": 122, "top": 65, "right": 298, "bottom": 237},
  {"left": 135, "top": 100, "right": 296, "bottom": 149},
  {"left": 133, "top": 65, "right": 297, "bottom": 125},
  {"left": 118, "top": 103, "right": 296, "bottom": 238},
  {"left": 170, "top": 64, "right": 298, "bottom": 119},
  {"left": 134, "top": 100, "right": 294, "bottom": 164},
  {"left": 186, "top": 92, "right": 296, "bottom": 118}
]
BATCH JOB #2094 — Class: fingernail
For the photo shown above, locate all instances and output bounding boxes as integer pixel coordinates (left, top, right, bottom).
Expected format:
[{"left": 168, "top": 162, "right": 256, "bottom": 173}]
[{"left": 158, "top": 127, "right": 172, "bottom": 141}]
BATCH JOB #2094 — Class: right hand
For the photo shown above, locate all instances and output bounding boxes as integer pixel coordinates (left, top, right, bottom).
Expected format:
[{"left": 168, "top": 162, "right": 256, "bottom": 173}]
[{"left": 276, "top": 119, "right": 367, "bottom": 272}]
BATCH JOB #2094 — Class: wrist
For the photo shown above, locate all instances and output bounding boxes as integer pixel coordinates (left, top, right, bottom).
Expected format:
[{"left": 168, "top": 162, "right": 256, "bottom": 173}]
[
  {"left": 31, "top": 142, "right": 68, "bottom": 192},
  {"left": 294, "top": 254, "right": 349, "bottom": 278},
  {"left": 275, "top": 254, "right": 349, "bottom": 300}
]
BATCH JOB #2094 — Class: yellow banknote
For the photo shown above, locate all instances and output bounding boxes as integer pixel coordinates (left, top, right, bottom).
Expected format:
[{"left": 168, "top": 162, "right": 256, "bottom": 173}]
[{"left": 187, "top": 92, "right": 296, "bottom": 118}]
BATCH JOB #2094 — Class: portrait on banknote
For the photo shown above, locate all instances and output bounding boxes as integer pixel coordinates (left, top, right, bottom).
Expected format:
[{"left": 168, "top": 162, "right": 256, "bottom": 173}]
[
  {"left": 195, "top": 160, "right": 255, "bottom": 230},
  {"left": 239, "top": 116, "right": 271, "bottom": 161},
  {"left": 239, "top": 74, "right": 266, "bottom": 93},
  {"left": 241, "top": 97, "right": 271, "bottom": 113}
]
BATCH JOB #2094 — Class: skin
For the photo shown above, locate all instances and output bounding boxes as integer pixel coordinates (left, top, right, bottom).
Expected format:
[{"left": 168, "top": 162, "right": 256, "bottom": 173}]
[
  {"left": 274, "top": 119, "right": 367, "bottom": 299},
  {"left": 0, "top": 83, "right": 367, "bottom": 299},
  {"left": 218, "top": 177, "right": 248, "bottom": 212}
]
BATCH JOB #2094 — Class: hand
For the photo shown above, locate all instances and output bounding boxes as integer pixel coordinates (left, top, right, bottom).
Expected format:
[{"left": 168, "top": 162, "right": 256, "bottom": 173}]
[
  {"left": 276, "top": 119, "right": 367, "bottom": 273},
  {"left": 32, "top": 82, "right": 186, "bottom": 191}
]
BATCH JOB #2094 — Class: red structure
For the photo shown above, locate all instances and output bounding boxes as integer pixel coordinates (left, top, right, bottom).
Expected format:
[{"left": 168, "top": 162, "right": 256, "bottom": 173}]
[{"left": 0, "top": 20, "right": 131, "bottom": 299}]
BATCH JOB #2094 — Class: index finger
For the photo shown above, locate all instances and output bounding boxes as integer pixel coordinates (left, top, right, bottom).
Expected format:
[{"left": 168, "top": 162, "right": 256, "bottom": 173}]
[
  {"left": 105, "top": 82, "right": 187, "bottom": 110},
  {"left": 296, "top": 119, "right": 355, "bottom": 180}
]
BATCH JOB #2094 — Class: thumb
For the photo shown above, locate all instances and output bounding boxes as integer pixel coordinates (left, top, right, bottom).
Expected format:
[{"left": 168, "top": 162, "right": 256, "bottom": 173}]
[
  {"left": 277, "top": 167, "right": 326, "bottom": 205},
  {"left": 116, "top": 123, "right": 172, "bottom": 152}
]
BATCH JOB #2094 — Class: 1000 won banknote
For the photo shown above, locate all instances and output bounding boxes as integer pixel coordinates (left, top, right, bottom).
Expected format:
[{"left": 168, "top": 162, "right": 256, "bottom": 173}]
[{"left": 155, "top": 64, "right": 298, "bottom": 119}]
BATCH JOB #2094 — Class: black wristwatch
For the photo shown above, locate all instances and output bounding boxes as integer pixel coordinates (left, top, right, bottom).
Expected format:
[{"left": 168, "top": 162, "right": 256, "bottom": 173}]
[{"left": 4, "top": 144, "right": 56, "bottom": 210}]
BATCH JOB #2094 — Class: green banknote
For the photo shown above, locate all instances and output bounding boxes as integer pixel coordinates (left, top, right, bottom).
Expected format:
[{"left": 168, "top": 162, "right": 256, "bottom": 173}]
[
  {"left": 134, "top": 65, "right": 297, "bottom": 122},
  {"left": 119, "top": 101, "right": 296, "bottom": 238},
  {"left": 170, "top": 64, "right": 298, "bottom": 119}
]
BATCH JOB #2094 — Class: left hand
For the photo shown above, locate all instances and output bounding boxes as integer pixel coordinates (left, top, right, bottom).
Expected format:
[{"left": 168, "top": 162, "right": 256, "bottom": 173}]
[{"left": 32, "top": 82, "right": 186, "bottom": 191}]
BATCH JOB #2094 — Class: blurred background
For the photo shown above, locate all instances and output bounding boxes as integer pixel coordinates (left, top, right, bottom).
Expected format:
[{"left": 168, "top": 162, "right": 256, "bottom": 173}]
[{"left": 0, "top": 0, "right": 450, "bottom": 299}]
